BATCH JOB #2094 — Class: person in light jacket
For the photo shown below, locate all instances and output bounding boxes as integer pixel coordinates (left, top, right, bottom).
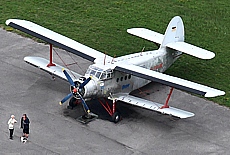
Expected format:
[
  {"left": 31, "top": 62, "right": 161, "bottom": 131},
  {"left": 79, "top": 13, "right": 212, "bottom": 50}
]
[{"left": 8, "top": 115, "right": 17, "bottom": 140}]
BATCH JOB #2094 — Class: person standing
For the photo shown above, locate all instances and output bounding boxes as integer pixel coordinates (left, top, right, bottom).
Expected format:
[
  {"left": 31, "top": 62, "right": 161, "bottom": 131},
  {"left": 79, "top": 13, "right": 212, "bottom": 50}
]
[
  {"left": 20, "top": 114, "right": 30, "bottom": 138},
  {"left": 8, "top": 115, "right": 17, "bottom": 140}
]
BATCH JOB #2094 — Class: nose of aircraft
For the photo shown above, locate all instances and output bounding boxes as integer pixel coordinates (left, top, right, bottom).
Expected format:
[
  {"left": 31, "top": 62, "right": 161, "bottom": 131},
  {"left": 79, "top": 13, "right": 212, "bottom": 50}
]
[{"left": 59, "top": 69, "right": 91, "bottom": 106}]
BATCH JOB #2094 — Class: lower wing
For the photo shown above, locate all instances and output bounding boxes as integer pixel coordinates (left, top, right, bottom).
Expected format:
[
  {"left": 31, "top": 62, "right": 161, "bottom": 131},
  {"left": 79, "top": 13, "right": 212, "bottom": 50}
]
[
  {"left": 24, "top": 56, "right": 82, "bottom": 81},
  {"left": 109, "top": 93, "right": 194, "bottom": 118}
]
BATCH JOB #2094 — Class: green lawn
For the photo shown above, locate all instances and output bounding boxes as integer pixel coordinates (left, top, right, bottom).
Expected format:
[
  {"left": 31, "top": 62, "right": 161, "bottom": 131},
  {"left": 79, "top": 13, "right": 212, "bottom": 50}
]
[{"left": 1, "top": 0, "right": 229, "bottom": 106}]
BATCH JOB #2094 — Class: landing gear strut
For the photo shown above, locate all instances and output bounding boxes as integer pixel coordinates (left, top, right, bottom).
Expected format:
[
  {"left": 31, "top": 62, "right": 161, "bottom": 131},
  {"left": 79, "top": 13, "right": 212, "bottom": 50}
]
[{"left": 98, "top": 98, "right": 121, "bottom": 123}]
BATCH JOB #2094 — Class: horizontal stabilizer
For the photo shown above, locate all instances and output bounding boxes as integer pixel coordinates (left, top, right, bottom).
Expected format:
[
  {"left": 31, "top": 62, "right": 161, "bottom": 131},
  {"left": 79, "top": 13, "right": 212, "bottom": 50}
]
[
  {"left": 127, "top": 27, "right": 215, "bottom": 59},
  {"left": 166, "top": 42, "right": 215, "bottom": 59},
  {"left": 110, "top": 93, "right": 194, "bottom": 118},
  {"left": 127, "top": 28, "right": 164, "bottom": 44},
  {"left": 24, "top": 56, "right": 82, "bottom": 81}
]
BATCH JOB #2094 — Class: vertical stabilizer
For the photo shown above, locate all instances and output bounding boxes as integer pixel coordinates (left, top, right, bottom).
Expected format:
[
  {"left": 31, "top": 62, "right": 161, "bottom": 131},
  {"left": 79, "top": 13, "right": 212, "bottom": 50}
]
[{"left": 160, "top": 16, "right": 184, "bottom": 48}]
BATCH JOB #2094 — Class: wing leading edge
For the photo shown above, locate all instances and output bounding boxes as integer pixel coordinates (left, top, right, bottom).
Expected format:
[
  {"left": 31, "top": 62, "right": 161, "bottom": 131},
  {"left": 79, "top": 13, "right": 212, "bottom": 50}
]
[
  {"left": 6, "top": 19, "right": 112, "bottom": 63},
  {"left": 114, "top": 64, "right": 225, "bottom": 98}
]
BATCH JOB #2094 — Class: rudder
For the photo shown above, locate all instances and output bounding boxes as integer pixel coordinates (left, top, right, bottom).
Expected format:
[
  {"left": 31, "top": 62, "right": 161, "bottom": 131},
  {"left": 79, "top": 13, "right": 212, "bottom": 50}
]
[{"left": 160, "top": 16, "right": 184, "bottom": 48}]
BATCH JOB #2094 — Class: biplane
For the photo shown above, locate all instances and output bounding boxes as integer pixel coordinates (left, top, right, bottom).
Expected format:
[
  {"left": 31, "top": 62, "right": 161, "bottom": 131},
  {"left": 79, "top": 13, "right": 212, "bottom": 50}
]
[{"left": 6, "top": 16, "right": 225, "bottom": 123}]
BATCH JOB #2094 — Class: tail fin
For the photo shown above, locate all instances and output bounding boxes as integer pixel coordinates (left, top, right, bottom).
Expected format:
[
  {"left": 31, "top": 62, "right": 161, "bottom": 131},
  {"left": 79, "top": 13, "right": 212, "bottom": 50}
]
[
  {"left": 127, "top": 16, "right": 215, "bottom": 59},
  {"left": 160, "top": 16, "right": 184, "bottom": 48}
]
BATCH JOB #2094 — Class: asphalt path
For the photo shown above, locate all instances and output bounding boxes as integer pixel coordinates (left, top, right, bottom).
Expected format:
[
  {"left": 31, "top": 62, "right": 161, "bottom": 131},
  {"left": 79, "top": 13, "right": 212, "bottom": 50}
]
[{"left": 0, "top": 28, "right": 230, "bottom": 155}]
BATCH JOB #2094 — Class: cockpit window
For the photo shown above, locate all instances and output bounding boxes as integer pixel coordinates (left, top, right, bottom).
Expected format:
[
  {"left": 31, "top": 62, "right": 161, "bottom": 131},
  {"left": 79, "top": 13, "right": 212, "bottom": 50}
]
[
  {"left": 101, "top": 73, "right": 106, "bottom": 79},
  {"left": 89, "top": 69, "right": 96, "bottom": 76},
  {"left": 95, "top": 71, "right": 101, "bottom": 78},
  {"left": 85, "top": 65, "right": 113, "bottom": 80}
]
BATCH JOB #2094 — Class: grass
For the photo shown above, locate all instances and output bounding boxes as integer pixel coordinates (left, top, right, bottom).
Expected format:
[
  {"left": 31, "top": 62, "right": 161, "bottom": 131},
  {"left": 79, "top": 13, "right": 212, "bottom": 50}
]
[{"left": 0, "top": 0, "right": 230, "bottom": 106}]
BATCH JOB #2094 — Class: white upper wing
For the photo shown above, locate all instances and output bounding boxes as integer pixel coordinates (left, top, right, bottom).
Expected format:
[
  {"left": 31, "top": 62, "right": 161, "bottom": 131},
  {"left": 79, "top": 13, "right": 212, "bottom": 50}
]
[
  {"left": 115, "top": 64, "right": 225, "bottom": 97},
  {"left": 6, "top": 19, "right": 112, "bottom": 63}
]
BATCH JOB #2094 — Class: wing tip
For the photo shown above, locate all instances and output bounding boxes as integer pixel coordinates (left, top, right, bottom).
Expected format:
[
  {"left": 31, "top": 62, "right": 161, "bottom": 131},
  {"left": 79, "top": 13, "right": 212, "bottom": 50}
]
[
  {"left": 5, "top": 19, "right": 12, "bottom": 26},
  {"left": 205, "top": 91, "right": 225, "bottom": 97}
]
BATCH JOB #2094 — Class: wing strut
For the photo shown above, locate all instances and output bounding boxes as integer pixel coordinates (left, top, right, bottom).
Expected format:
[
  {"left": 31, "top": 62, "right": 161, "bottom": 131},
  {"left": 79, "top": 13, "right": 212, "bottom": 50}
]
[
  {"left": 47, "top": 44, "right": 56, "bottom": 67},
  {"left": 161, "top": 87, "right": 174, "bottom": 109}
]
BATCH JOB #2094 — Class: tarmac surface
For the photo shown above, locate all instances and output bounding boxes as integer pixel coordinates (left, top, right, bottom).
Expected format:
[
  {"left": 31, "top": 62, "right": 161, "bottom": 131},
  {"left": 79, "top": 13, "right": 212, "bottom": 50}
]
[{"left": 1, "top": 28, "right": 230, "bottom": 155}]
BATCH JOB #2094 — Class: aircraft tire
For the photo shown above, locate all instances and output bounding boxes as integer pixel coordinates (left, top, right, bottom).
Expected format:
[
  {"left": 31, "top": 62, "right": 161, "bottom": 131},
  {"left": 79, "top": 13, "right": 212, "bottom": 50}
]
[
  {"left": 111, "top": 112, "right": 121, "bottom": 123},
  {"left": 69, "top": 97, "right": 77, "bottom": 109}
]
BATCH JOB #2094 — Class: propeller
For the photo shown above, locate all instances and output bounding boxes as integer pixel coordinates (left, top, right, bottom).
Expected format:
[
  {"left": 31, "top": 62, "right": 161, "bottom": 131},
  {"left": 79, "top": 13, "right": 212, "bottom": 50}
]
[
  {"left": 59, "top": 92, "right": 72, "bottom": 105},
  {"left": 79, "top": 76, "right": 92, "bottom": 89},
  {"left": 62, "top": 68, "right": 75, "bottom": 86},
  {"left": 77, "top": 92, "right": 90, "bottom": 113},
  {"left": 59, "top": 69, "right": 92, "bottom": 114}
]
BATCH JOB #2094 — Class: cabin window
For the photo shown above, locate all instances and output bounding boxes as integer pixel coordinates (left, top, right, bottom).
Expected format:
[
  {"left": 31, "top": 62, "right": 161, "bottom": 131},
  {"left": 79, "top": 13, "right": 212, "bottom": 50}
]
[
  {"left": 95, "top": 71, "right": 101, "bottom": 79},
  {"left": 116, "top": 78, "right": 119, "bottom": 82},
  {"left": 101, "top": 73, "right": 106, "bottom": 79},
  {"left": 128, "top": 75, "right": 131, "bottom": 79}
]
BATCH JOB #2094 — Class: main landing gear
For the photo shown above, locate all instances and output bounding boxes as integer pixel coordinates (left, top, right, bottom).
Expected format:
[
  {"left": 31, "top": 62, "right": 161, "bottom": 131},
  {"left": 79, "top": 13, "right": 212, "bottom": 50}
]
[
  {"left": 68, "top": 97, "right": 121, "bottom": 123},
  {"left": 98, "top": 98, "right": 121, "bottom": 123},
  {"left": 67, "top": 97, "right": 79, "bottom": 109}
]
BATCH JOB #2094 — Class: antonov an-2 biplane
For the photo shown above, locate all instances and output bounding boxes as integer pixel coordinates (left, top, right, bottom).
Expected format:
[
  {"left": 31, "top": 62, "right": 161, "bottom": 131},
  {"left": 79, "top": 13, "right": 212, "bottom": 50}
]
[{"left": 6, "top": 16, "right": 225, "bottom": 123}]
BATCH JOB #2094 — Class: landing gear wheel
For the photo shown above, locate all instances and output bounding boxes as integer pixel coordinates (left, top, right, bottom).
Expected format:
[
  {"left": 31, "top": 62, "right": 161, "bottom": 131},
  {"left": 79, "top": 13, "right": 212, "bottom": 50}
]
[
  {"left": 111, "top": 112, "right": 121, "bottom": 123},
  {"left": 68, "top": 97, "right": 77, "bottom": 109}
]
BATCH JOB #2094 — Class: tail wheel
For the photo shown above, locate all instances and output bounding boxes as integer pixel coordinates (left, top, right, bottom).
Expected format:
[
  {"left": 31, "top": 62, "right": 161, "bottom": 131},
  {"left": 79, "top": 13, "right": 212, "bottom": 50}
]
[{"left": 111, "top": 112, "right": 121, "bottom": 123}]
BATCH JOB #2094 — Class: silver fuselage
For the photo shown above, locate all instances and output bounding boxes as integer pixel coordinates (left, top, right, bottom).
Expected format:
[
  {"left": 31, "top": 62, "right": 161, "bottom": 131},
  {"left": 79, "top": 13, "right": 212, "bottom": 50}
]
[{"left": 82, "top": 48, "right": 181, "bottom": 99}]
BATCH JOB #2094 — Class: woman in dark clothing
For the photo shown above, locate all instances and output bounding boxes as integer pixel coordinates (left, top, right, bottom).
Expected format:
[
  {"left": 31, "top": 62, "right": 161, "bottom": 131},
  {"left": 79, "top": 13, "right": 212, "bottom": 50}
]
[{"left": 21, "top": 114, "right": 30, "bottom": 138}]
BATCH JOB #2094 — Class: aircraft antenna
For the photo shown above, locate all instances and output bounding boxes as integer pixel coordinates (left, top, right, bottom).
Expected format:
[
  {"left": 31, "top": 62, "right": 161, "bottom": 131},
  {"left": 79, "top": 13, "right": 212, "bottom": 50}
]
[
  {"left": 111, "top": 54, "right": 116, "bottom": 64},
  {"left": 141, "top": 46, "right": 145, "bottom": 56},
  {"left": 104, "top": 52, "right": 106, "bottom": 65}
]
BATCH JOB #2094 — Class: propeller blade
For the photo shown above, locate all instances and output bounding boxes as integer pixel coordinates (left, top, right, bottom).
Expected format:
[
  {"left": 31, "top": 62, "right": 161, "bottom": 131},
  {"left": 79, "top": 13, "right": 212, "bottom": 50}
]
[
  {"left": 77, "top": 92, "right": 90, "bottom": 113},
  {"left": 62, "top": 69, "right": 75, "bottom": 86},
  {"left": 59, "top": 93, "right": 73, "bottom": 105},
  {"left": 79, "top": 76, "right": 92, "bottom": 89}
]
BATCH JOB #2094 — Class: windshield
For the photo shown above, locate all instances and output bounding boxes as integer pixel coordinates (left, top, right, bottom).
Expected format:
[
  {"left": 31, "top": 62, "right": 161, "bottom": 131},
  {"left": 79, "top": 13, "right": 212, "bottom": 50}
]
[
  {"left": 86, "top": 66, "right": 103, "bottom": 79},
  {"left": 86, "top": 65, "right": 113, "bottom": 80}
]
